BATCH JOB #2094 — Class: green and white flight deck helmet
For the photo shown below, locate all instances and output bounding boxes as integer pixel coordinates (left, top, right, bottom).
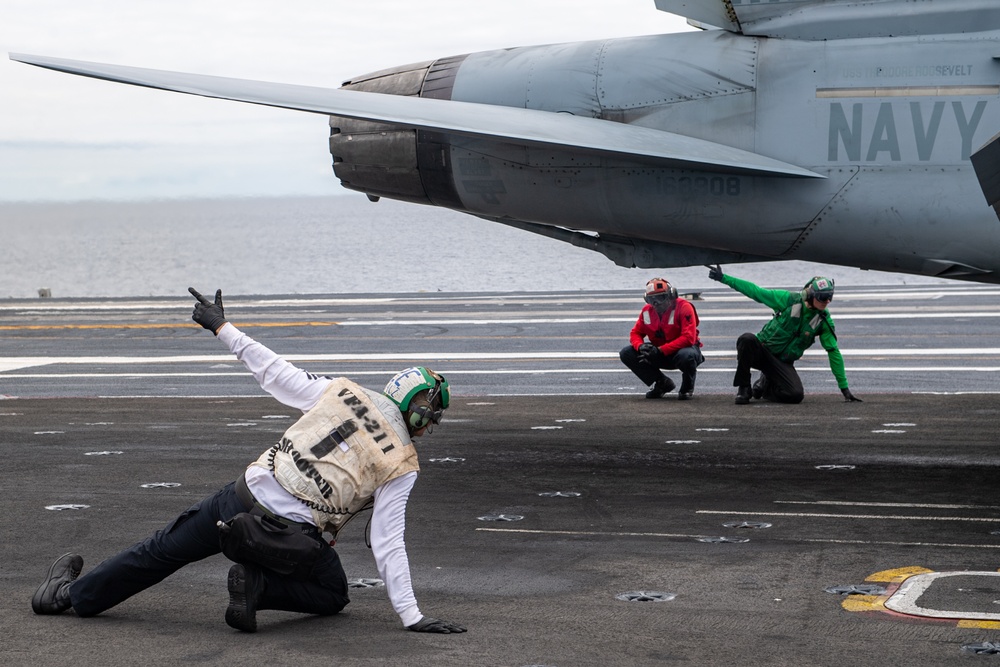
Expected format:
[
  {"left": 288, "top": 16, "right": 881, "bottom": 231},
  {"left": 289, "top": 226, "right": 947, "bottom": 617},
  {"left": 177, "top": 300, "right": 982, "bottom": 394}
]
[
  {"left": 383, "top": 367, "right": 451, "bottom": 435},
  {"left": 804, "top": 276, "right": 835, "bottom": 304}
]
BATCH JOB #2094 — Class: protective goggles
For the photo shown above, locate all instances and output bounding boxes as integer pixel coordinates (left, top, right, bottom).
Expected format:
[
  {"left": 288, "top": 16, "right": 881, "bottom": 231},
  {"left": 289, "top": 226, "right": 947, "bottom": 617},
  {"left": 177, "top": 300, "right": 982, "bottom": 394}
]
[
  {"left": 424, "top": 407, "right": 444, "bottom": 425},
  {"left": 812, "top": 291, "right": 833, "bottom": 303},
  {"left": 424, "top": 380, "right": 447, "bottom": 421},
  {"left": 644, "top": 293, "right": 674, "bottom": 305}
]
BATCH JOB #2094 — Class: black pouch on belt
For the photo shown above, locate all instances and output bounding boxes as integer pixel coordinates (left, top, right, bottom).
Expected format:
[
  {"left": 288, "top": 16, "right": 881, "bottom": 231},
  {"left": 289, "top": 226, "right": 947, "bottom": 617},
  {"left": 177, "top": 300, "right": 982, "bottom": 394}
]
[{"left": 218, "top": 513, "right": 323, "bottom": 579}]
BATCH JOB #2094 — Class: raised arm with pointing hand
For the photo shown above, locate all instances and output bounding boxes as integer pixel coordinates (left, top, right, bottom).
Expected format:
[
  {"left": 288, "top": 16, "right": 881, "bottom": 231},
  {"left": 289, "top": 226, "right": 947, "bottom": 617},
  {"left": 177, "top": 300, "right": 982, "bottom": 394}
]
[{"left": 188, "top": 287, "right": 228, "bottom": 334}]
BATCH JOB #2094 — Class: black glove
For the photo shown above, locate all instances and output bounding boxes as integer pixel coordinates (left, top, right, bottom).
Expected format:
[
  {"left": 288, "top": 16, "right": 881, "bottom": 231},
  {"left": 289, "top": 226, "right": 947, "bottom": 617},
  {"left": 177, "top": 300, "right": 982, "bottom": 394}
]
[
  {"left": 407, "top": 616, "right": 467, "bottom": 634},
  {"left": 841, "top": 388, "right": 863, "bottom": 402},
  {"left": 188, "top": 287, "right": 228, "bottom": 334},
  {"left": 638, "top": 342, "right": 659, "bottom": 363},
  {"left": 705, "top": 264, "right": 724, "bottom": 282}
]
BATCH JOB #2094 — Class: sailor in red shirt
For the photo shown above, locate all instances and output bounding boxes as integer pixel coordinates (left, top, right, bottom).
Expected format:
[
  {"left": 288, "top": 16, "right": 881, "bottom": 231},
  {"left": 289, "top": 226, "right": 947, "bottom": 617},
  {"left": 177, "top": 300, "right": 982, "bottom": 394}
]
[{"left": 619, "top": 278, "right": 705, "bottom": 400}]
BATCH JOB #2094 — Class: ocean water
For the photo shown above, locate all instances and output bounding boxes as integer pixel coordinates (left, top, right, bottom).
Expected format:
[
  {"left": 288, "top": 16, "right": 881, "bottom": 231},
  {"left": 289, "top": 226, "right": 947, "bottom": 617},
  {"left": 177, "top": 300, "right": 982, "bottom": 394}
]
[{"left": 0, "top": 194, "right": 951, "bottom": 299}]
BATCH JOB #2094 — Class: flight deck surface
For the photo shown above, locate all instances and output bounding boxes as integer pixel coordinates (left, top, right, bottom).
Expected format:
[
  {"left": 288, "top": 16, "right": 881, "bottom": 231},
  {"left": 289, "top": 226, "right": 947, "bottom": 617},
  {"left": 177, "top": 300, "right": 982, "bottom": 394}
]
[{"left": 2, "top": 285, "right": 999, "bottom": 666}]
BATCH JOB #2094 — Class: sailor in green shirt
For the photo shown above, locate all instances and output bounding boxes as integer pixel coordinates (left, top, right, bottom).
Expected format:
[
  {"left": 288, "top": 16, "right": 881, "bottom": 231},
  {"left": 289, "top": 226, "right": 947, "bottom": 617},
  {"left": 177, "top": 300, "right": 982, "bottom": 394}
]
[{"left": 707, "top": 265, "right": 862, "bottom": 405}]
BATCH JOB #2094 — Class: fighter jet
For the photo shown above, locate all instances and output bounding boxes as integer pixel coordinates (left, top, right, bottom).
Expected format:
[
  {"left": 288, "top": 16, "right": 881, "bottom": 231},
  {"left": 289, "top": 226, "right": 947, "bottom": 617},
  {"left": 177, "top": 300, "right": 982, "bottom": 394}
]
[{"left": 11, "top": 0, "right": 1000, "bottom": 282}]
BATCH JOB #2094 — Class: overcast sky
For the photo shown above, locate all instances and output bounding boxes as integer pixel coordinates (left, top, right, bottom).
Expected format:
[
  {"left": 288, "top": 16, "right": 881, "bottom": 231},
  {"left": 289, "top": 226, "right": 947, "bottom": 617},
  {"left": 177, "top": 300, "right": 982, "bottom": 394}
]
[{"left": 1, "top": 0, "right": 692, "bottom": 202}]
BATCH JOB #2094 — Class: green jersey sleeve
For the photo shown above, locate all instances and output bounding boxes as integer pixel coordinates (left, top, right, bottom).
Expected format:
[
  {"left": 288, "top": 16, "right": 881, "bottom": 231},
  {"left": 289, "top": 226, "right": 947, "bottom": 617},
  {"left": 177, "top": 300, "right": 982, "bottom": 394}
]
[
  {"left": 819, "top": 317, "right": 849, "bottom": 389},
  {"left": 721, "top": 274, "right": 795, "bottom": 312}
]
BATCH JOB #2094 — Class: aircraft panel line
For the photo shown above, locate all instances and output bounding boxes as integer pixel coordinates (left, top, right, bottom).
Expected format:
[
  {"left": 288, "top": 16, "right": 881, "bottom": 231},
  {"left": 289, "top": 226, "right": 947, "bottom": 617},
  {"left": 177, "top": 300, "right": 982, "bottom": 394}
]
[{"left": 816, "top": 85, "right": 1000, "bottom": 98}]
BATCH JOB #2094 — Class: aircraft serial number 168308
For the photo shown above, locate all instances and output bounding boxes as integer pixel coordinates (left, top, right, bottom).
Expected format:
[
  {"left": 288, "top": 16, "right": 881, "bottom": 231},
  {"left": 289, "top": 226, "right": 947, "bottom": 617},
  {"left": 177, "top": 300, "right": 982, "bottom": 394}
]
[{"left": 11, "top": 0, "right": 1000, "bottom": 283}]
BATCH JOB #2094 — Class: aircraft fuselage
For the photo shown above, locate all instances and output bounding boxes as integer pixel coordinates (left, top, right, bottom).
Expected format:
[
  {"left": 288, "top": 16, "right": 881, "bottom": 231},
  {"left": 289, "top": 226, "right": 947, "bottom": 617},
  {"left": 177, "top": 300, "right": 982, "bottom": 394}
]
[{"left": 332, "top": 29, "right": 1000, "bottom": 281}]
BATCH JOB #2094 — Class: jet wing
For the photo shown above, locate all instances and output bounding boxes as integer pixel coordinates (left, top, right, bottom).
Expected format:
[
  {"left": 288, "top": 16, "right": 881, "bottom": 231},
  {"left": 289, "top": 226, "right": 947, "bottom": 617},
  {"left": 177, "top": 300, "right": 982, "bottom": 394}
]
[
  {"left": 654, "top": 0, "right": 1000, "bottom": 40},
  {"left": 9, "top": 53, "right": 821, "bottom": 179}
]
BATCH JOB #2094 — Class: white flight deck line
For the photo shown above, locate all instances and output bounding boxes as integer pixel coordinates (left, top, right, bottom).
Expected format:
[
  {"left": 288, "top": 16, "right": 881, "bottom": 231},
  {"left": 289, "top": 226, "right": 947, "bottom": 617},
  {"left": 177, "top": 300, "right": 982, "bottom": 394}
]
[
  {"left": 885, "top": 572, "right": 1000, "bottom": 621},
  {"left": 4, "top": 350, "right": 1000, "bottom": 375},
  {"left": 477, "top": 498, "right": 1000, "bottom": 550},
  {"left": 475, "top": 528, "right": 1000, "bottom": 550},
  {"left": 4, "top": 287, "right": 1000, "bottom": 374},
  {"left": 775, "top": 500, "right": 1000, "bottom": 510},
  {"left": 331, "top": 312, "right": 1000, "bottom": 323},
  {"left": 4, "top": 349, "right": 1000, "bottom": 375},
  {"left": 696, "top": 510, "right": 1000, "bottom": 522}
]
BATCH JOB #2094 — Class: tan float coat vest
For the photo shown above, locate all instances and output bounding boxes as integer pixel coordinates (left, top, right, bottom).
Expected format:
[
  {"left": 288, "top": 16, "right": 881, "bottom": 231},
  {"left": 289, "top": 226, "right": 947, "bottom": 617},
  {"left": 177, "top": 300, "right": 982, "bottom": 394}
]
[{"left": 251, "top": 378, "right": 419, "bottom": 535}]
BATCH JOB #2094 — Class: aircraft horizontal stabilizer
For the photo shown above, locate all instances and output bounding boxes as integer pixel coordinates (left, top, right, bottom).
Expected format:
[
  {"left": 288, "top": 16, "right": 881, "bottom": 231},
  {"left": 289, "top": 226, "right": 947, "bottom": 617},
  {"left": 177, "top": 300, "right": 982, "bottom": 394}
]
[{"left": 8, "top": 53, "right": 822, "bottom": 179}]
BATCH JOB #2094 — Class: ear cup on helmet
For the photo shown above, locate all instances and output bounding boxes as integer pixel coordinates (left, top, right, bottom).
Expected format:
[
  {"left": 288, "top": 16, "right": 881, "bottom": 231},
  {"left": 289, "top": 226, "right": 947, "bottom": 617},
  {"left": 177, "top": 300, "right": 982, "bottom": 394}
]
[{"left": 408, "top": 406, "right": 433, "bottom": 430}]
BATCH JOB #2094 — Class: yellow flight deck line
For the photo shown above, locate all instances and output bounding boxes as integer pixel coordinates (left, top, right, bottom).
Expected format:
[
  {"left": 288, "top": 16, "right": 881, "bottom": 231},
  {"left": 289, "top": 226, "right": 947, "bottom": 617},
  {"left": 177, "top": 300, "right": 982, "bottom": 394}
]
[
  {"left": 5, "top": 312, "right": 1000, "bottom": 331},
  {"left": 2, "top": 287, "right": 999, "bottom": 310}
]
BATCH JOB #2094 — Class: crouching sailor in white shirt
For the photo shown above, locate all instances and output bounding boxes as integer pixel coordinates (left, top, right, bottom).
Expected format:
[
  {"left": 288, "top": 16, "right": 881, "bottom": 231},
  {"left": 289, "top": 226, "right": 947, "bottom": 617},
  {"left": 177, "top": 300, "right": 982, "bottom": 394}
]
[{"left": 30, "top": 287, "right": 465, "bottom": 635}]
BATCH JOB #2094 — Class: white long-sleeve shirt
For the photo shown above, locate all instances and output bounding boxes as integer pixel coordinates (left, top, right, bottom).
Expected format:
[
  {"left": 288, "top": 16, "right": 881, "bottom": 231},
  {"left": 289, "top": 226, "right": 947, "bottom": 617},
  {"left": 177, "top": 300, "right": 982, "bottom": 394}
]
[{"left": 217, "top": 323, "right": 422, "bottom": 627}]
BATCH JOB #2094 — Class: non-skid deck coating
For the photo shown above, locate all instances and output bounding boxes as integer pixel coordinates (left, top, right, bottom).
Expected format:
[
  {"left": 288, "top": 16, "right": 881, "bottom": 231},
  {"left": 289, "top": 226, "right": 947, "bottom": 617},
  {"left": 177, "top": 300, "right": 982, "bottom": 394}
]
[
  {"left": 3, "top": 286, "right": 1000, "bottom": 665},
  {"left": 3, "top": 393, "right": 999, "bottom": 666}
]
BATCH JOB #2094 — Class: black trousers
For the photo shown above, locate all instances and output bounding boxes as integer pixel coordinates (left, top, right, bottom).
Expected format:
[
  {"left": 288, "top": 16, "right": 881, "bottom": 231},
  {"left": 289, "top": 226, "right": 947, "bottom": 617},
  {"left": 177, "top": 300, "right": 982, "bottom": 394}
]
[
  {"left": 620, "top": 344, "right": 704, "bottom": 392},
  {"left": 733, "top": 332, "right": 804, "bottom": 404},
  {"left": 69, "top": 480, "right": 349, "bottom": 618}
]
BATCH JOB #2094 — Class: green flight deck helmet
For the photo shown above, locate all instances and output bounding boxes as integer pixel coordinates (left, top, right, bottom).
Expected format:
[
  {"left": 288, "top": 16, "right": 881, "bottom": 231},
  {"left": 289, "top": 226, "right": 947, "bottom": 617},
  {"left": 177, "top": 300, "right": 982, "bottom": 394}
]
[{"left": 804, "top": 276, "right": 835, "bottom": 303}]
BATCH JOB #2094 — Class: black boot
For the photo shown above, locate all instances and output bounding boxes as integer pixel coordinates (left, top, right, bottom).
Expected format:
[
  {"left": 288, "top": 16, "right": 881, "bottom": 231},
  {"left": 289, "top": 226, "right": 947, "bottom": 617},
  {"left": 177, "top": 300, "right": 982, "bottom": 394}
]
[
  {"left": 735, "top": 386, "right": 752, "bottom": 405},
  {"left": 226, "top": 563, "right": 265, "bottom": 633},
  {"left": 678, "top": 375, "right": 695, "bottom": 400},
  {"left": 31, "top": 553, "right": 83, "bottom": 615},
  {"left": 752, "top": 374, "right": 768, "bottom": 400},
  {"left": 645, "top": 376, "right": 676, "bottom": 399}
]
